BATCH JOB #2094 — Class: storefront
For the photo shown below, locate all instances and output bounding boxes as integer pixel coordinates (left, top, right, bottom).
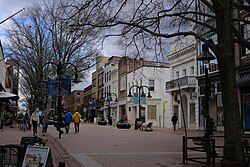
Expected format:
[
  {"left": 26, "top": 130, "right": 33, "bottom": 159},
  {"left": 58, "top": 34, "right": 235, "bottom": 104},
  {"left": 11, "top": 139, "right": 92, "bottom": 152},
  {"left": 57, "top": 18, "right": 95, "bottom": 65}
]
[{"left": 237, "top": 72, "right": 250, "bottom": 134}]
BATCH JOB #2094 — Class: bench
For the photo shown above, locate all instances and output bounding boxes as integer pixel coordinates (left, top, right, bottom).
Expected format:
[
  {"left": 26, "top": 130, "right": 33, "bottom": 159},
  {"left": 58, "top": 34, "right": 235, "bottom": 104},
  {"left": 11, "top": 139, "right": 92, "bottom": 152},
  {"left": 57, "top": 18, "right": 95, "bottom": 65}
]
[
  {"left": 243, "top": 139, "right": 250, "bottom": 166},
  {"left": 141, "top": 122, "right": 153, "bottom": 131}
]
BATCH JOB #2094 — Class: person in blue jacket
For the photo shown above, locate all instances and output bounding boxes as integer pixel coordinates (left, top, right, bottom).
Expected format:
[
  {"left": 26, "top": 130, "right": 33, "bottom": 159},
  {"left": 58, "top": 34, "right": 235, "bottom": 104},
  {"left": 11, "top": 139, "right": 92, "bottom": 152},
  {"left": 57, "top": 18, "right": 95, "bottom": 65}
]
[{"left": 63, "top": 109, "right": 72, "bottom": 133}]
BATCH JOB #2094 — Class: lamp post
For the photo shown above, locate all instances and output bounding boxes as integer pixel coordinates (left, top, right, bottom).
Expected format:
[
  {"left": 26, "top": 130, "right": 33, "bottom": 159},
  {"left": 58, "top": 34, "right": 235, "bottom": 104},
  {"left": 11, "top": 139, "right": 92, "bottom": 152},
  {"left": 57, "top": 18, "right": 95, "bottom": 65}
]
[
  {"left": 197, "top": 44, "right": 216, "bottom": 139},
  {"left": 104, "top": 92, "right": 118, "bottom": 125},
  {"left": 40, "top": 62, "right": 81, "bottom": 138},
  {"left": 127, "top": 85, "right": 152, "bottom": 122}
]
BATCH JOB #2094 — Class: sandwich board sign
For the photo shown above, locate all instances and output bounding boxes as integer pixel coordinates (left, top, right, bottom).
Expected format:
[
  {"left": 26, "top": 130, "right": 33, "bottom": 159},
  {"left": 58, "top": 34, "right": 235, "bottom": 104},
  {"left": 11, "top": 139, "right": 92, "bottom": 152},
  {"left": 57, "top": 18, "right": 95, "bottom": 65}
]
[{"left": 22, "top": 146, "right": 50, "bottom": 167}]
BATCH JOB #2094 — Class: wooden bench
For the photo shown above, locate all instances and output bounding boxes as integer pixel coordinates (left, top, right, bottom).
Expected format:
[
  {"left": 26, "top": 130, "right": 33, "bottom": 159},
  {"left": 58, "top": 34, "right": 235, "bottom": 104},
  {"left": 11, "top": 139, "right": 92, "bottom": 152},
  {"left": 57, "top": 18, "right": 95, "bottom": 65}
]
[{"left": 141, "top": 122, "right": 153, "bottom": 131}]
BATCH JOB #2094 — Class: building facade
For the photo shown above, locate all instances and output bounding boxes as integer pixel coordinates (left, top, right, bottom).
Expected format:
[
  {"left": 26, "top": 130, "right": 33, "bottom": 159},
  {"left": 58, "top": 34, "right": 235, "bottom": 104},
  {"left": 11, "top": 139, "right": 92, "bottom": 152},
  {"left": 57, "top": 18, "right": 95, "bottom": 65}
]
[
  {"left": 127, "top": 65, "right": 170, "bottom": 127},
  {"left": 64, "top": 90, "right": 84, "bottom": 114},
  {"left": 166, "top": 41, "right": 199, "bottom": 130}
]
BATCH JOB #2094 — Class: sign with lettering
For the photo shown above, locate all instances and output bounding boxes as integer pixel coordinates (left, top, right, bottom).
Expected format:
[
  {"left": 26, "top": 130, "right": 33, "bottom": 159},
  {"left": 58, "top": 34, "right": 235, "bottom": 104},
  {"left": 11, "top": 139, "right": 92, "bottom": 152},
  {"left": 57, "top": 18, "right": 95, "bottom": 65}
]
[{"left": 22, "top": 146, "right": 50, "bottom": 167}]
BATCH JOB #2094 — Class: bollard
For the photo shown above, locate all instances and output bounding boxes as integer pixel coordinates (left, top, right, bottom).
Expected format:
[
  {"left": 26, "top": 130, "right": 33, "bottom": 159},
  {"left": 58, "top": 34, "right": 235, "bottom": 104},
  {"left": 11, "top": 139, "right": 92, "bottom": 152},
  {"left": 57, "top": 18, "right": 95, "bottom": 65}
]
[{"left": 58, "top": 161, "right": 65, "bottom": 167}]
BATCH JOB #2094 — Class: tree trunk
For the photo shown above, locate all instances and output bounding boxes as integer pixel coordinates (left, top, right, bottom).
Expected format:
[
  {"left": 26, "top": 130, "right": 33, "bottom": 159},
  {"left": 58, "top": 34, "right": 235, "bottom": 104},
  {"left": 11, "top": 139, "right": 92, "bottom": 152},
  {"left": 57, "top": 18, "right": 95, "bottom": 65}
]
[{"left": 214, "top": 0, "right": 246, "bottom": 166}]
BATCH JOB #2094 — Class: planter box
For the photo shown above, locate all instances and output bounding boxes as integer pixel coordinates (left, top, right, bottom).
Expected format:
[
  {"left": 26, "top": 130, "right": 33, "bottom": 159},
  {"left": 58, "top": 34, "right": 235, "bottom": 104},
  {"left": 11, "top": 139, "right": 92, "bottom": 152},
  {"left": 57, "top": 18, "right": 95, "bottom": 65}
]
[
  {"left": 220, "top": 159, "right": 240, "bottom": 167},
  {"left": 116, "top": 123, "right": 131, "bottom": 129},
  {"left": 98, "top": 121, "right": 107, "bottom": 126}
]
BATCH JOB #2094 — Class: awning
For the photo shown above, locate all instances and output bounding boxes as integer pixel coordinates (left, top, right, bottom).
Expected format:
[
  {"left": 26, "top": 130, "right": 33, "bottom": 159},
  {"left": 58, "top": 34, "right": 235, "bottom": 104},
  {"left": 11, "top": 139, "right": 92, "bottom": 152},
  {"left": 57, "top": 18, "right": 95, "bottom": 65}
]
[
  {"left": 237, "top": 74, "right": 250, "bottom": 87},
  {"left": 0, "top": 92, "right": 19, "bottom": 101}
]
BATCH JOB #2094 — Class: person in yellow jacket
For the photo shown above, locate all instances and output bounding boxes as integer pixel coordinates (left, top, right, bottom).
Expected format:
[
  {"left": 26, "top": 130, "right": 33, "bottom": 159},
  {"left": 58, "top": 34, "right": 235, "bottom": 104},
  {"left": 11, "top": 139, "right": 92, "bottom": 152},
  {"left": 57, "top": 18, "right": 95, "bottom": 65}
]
[{"left": 72, "top": 111, "right": 81, "bottom": 133}]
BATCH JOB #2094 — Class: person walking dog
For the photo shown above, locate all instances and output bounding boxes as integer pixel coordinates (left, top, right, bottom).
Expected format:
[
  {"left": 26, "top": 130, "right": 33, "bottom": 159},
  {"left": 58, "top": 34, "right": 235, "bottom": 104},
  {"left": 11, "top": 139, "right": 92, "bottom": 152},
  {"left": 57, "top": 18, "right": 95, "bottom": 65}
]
[
  {"left": 72, "top": 111, "right": 81, "bottom": 133},
  {"left": 171, "top": 114, "right": 178, "bottom": 131}
]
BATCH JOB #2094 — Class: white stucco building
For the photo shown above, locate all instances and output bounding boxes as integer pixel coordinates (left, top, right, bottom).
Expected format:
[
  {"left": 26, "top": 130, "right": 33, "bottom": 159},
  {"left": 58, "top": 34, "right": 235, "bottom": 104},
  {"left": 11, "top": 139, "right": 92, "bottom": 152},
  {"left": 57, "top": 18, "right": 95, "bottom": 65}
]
[
  {"left": 166, "top": 36, "right": 199, "bottom": 130},
  {"left": 127, "top": 65, "right": 171, "bottom": 127}
]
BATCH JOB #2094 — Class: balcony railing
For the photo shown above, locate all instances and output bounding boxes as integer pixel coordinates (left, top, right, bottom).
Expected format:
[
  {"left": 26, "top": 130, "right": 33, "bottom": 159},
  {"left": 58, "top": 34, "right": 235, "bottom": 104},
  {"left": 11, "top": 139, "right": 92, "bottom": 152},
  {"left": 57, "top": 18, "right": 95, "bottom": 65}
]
[{"left": 166, "top": 76, "right": 197, "bottom": 91}]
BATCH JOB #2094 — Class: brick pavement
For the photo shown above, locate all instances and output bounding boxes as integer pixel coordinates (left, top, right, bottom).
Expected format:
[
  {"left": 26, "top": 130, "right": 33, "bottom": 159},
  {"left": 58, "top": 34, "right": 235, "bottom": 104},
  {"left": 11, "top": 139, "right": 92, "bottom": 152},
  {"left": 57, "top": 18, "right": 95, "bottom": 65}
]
[
  {"left": 47, "top": 123, "right": 224, "bottom": 167},
  {"left": 0, "top": 126, "right": 84, "bottom": 167},
  {"left": 0, "top": 124, "right": 224, "bottom": 167}
]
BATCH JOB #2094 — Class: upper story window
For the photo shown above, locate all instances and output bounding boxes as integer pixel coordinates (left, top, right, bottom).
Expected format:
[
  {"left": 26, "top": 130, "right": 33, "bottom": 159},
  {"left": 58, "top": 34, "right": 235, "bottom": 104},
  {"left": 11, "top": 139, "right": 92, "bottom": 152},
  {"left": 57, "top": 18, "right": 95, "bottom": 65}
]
[
  {"left": 183, "top": 69, "right": 187, "bottom": 77},
  {"left": 190, "top": 66, "right": 194, "bottom": 75},
  {"left": 109, "top": 71, "right": 111, "bottom": 81},
  {"left": 92, "top": 79, "right": 96, "bottom": 87},
  {"left": 242, "top": 23, "right": 250, "bottom": 60},
  {"left": 176, "top": 71, "right": 179, "bottom": 79},
  {"left": 148, "top": 79, "right": 155, "bottom": 91},
  {"left": 120, "top": 75, "right": 126, "bottom": 91},
  {"left": 77, "top": 92, "right": 81, "bottom": 95}
]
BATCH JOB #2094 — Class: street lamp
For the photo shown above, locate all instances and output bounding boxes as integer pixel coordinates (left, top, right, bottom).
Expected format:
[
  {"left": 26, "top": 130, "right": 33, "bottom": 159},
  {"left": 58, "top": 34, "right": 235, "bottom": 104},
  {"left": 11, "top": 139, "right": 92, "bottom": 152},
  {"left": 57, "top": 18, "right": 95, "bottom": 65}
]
[
  {"left": 127, "top": 85, "right": 152, "bottom": 122},
  {"left": 104, "top": 92, "right": 118, "bottom": 125},
  {"left": 197, "top": 44, "right": 216, "bottom": 139},
  {"left": 40, "top": 61, "right": 82, "bottom": 138}
]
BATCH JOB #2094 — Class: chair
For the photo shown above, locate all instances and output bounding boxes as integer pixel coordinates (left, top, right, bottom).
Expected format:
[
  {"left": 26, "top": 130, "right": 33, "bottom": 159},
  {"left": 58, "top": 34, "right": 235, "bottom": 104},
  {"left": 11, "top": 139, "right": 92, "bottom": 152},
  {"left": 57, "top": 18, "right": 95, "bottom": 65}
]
[
  {"left": 0, "top": 144, "right": 25, "bottom": 167},
  {"left": 20, "top": 136, "right": 42, "bottom": 150},
  {"left": 141, "top": 122, "right": 153, "bottom": 131}
]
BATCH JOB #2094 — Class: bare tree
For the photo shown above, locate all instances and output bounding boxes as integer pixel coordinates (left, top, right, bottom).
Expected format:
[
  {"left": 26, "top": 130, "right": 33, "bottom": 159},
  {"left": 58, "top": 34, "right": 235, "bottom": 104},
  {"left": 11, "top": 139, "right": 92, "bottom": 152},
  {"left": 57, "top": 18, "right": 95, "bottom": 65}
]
[
  {"left": 67, "top": 0, "right": 250, "bottom": 165},
  {"left": 4, "top": 0, "right": 100, "bottom": 109}
]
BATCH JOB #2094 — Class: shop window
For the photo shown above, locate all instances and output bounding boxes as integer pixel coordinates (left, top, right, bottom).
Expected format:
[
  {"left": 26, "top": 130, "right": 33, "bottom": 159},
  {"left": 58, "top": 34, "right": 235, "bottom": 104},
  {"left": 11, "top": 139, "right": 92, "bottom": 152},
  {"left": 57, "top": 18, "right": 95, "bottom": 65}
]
[
  {"left": 189, "top": 103, "right": 195, "bottom": 123},
  {"left": 147, "top": 105, "right": 156, "bottom": 119},
  {"left": 243, "top": 94, "right": 250, "bottom": 130}
]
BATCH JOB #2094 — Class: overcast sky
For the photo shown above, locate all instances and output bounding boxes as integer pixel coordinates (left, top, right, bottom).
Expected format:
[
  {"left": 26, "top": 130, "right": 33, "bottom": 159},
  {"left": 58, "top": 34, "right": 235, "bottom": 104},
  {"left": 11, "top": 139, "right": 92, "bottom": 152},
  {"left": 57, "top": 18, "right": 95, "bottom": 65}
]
[
  {"left": 0, "top": 0, "right": 122, "bottom": 57},
  {"left": 0, "top": 0, "right": 122, "bottom": 90}
]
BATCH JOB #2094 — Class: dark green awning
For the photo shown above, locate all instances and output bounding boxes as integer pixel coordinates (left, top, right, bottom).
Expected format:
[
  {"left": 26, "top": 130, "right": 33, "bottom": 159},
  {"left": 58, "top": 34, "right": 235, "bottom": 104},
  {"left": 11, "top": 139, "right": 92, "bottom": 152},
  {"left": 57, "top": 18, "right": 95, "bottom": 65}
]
[{"left": 237, "top": 74, "right": 250, "bottom": 87}]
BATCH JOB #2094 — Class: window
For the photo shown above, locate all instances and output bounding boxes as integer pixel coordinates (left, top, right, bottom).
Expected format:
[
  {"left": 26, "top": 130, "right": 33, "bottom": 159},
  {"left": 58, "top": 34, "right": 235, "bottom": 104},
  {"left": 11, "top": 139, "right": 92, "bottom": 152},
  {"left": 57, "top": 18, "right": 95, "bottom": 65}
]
[
  {"left": 109, "top": 71, "right": 111, "bottom": 80},
  {"left": 189, "top": 103, "right": 195, "bottom": 123},
  {"left": 77, "top": 98, "right": 81, "bottom": 103},
  {"left": 176, "top": 71, "right": 179, "bottom": 79},
  {"left": 77, "top": 92, "right": 81, "bottom": 95},
  {"left": 148, "top": 79, "right": 155, "bottom": 91},
  {"left": 190, "top": 66, "right": 194, "bottom": 75},
  {"left": 120, "top": 75, "right": 126, "bottom": 91},
  {"left": 183, "top": 69, "right": 187, "bottom": 77},
  {"left": 147, "top": 105, "right": 157, "bottom": 119}
]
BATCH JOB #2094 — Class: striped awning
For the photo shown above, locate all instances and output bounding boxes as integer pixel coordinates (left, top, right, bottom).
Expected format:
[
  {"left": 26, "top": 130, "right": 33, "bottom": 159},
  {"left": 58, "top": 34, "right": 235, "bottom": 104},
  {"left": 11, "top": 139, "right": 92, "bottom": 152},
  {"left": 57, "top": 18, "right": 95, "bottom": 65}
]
[{"left": 237, "top": 74, "right": 250, "bottom": 87}]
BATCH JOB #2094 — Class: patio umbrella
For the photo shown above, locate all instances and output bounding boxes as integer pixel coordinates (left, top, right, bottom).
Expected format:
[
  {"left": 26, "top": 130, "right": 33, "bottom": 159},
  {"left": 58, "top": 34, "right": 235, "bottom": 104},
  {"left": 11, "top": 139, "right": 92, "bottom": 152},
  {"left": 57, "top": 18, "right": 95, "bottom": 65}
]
[{"left": 0, "top": 92, "right": 18, "bottom": 101}]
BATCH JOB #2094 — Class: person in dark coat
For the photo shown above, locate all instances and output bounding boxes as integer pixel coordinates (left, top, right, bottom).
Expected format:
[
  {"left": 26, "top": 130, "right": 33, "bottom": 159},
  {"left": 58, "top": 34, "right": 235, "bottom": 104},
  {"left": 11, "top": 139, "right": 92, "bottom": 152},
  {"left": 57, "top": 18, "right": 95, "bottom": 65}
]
[
  {"left": 171, "top": 114, "right": 178, "bottom": 131},
  {"left": 63, "top": 110, "right": 72, "bottom": 133}
]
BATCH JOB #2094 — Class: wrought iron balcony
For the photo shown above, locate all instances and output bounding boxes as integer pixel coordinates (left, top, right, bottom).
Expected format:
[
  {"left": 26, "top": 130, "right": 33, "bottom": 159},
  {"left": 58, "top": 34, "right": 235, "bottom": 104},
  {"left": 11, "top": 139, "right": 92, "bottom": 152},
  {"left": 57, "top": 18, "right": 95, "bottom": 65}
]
[{"left": 166, "top": 76, "right": 197, "bottom": 91}]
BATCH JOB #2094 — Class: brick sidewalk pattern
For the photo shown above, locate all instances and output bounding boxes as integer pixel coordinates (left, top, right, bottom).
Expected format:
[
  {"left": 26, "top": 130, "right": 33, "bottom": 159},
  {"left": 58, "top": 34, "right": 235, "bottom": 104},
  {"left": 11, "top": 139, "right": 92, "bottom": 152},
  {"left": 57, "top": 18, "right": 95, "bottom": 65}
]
[
  {"left": 46, "top": 133, "right": 84, "bottom": 167},
  {"left": 0, "top": 126, "right": 84, "bottom": 167}
]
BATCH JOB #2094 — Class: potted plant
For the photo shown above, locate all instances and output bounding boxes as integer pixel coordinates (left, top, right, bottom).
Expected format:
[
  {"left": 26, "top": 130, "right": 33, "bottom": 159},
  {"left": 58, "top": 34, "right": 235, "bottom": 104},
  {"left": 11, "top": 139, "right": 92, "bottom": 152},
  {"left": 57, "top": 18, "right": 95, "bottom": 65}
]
[
  {"left": 220, "top": 141, "right": 240, "bottom": 166},
  {"left": 116, "top": 118, "right": 131, "bottom": 129},
  {"left": 97, "top": 117, "right": 107, "bottom": 126}
]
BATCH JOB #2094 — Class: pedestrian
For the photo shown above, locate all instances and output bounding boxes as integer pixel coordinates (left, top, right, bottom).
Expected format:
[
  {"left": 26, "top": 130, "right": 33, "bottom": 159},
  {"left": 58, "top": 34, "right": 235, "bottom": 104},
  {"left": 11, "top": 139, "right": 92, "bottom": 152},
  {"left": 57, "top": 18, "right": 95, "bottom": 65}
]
[
  {"left": 42, "top": 111, "right": 49, "bottom": 136},
  {"left": 30, "top": 108, "right": 40, "bottom": 135},
  {"left": 72, "top": 111, "right": 81, "bottom": 133},
  {"left": 21, "top": 113, "right": 29, "bottom": 131},
  {"left": 63, "top": 109, "right": 72, "bottom": 133},
  {"left": 171, "top": 114, "right": 178, "bottom": 131}
]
